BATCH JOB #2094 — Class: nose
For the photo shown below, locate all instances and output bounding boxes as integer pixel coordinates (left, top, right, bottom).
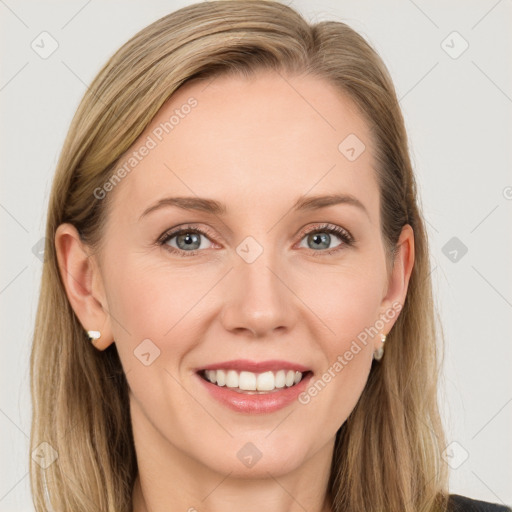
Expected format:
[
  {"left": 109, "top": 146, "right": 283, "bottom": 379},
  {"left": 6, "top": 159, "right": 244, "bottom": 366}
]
[{"left": 219, "top": 252, "right": 298, "bottom": 338}]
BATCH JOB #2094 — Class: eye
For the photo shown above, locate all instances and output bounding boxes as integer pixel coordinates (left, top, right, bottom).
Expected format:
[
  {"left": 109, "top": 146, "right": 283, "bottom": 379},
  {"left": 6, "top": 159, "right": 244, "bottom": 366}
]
[
  {"left": 296, "top": 223, "right": 354, "bottom": 256},
  {"left": 158, "top": 225, "right": 215, "bottom": 257},
  {"left": 157, "top": 222, "right": 355, "bottom": 258}
]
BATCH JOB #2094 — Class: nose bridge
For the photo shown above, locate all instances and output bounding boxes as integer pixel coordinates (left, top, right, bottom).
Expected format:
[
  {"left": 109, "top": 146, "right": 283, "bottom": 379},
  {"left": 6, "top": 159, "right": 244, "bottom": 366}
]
[{"left": 221, "top": 237, "right": 295, "bottom": 336}]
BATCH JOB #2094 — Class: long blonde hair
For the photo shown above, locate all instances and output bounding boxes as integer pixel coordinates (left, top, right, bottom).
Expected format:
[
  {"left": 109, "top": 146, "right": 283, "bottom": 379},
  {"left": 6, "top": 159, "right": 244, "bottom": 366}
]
[{"left": 30, "top": 1, "right": 449, "bottom": 510}]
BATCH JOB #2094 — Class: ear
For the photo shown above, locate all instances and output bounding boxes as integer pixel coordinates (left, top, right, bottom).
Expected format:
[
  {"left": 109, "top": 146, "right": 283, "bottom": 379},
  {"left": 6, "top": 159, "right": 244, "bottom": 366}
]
[
  {"left": 376, "top": 224, "right": 415, "bottom": 348},
  {"left": 54, "top": 223, "right": 114, "bottom": 351}
]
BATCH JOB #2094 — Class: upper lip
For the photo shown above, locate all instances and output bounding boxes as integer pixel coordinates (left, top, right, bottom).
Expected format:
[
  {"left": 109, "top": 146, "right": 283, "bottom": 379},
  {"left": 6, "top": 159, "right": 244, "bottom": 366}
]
[{"left": 197, "top": 359, "right": 312, "bottom": 374}]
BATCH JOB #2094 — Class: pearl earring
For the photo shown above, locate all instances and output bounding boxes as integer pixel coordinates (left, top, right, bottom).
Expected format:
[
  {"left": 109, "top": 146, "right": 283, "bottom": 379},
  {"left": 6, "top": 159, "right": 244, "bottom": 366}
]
[
  {"left": 87, "top": 330, "right": 101, "bottom": 342},
  {"left": 373, "top": 333, "right": 386, "bottom": 361}
]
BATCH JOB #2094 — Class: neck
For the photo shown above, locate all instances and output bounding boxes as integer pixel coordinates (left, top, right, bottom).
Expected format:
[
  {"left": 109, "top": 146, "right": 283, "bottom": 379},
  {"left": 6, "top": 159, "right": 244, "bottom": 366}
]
[
  {"left": 132, "top": 473, "right": 333, "bottom": 512},
  {"left": 130, "top": 437, "right": 334, "bottom": 512}
]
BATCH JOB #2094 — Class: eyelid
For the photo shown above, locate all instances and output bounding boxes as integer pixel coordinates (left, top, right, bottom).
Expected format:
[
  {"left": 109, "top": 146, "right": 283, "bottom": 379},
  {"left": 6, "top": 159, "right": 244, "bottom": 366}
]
[
  {"left": 295, "top": 222, "right": 354, "bottom": 245},
  {"left": 156, "top": 224, "right": 218, "bottom": 246},
  {"left": 157, "top": 222, "right": 355, "bottom": 257}
]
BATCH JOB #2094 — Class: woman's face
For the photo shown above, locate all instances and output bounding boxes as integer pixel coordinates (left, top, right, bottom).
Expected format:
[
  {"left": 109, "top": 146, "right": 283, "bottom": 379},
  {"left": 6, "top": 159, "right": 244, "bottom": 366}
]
[{"left": 80, "top": 70, "right": 413, "bottom": 478}]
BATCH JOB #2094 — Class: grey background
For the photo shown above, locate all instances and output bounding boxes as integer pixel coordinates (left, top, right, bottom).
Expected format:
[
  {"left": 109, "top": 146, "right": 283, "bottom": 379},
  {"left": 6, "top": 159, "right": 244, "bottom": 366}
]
[{"left": 1, "top": 0, "right": 511, "bottom": 510}]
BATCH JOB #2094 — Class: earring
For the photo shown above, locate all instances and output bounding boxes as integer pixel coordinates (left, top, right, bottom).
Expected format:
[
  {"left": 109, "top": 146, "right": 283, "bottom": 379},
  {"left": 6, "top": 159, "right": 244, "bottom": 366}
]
[
  {"left": 373, "top": 333, "right": 386, "bottom": 361},
  {"left": 87, "top": 330, "right": 101, "bottom": 342}
]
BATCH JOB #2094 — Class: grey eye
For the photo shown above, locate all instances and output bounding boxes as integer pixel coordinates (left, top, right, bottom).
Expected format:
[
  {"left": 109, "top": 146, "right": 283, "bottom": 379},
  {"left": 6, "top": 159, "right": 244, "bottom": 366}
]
[
  {"left": 164, "top": 230, "right": 213, "bottom": 252},
  {"left": 299, "top": 231, "right": 343, "bottom": 251}
]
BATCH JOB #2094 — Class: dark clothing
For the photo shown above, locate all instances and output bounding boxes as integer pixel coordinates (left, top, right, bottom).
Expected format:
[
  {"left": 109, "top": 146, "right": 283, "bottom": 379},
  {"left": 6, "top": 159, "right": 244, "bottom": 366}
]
[{"left": 448, "top": 494, "right": 512, "bottom": 511}]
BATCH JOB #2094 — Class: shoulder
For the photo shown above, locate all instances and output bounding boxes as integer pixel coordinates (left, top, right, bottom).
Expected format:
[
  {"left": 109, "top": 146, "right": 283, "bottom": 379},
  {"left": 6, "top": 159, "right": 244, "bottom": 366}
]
[{"left": 448, "top": 494, "right": 512, "bottom": 512}]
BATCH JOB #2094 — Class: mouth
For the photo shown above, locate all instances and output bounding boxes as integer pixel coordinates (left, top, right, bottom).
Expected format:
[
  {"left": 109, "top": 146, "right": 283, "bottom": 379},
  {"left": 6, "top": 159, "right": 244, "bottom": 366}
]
[
  {"left": 194, "top": 359, "right": 314, "bottom": 413},
  {"left": 197, "top": 368, "right": 313, "bottom": 394}
]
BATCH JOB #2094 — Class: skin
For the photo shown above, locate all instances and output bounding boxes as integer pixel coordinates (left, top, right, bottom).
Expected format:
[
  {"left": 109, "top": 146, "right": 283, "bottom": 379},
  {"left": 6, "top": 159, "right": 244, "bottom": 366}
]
[{"left": 56, "top": 70, "right": 414, "bottom": 512}]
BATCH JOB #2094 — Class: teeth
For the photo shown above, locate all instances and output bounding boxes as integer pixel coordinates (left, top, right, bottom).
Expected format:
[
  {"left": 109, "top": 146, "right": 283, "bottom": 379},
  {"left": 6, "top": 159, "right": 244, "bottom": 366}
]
[
  {"left": 216, "top": 369, "right": 225, "bottom": 386},
  {"left": 225, "top": 370, "right": 238, "bottom": 388},
  {"left": 275, "top": 370, "right": 286, "bottom": 388},
  {"left": 256, "top": 371, "right": 274, "bottom": 391},
  {"left": 240, "top": 371, "right": 257, "bottom": 390},
  {"left": 203, "top": 369, "right": 305, "bottom": 391}
]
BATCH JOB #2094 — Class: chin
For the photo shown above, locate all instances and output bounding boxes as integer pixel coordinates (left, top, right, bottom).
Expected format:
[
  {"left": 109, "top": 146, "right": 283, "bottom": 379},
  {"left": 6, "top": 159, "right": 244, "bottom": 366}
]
[{"left": 194, "top": 436, "right": 310, "bottom": 479}]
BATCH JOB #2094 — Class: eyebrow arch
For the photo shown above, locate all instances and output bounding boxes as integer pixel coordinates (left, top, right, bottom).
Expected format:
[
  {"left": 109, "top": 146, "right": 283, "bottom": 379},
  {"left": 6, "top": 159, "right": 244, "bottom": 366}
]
[
  {"left": 292, "top": 193, "right": 369, "bottom": 218},
  {"left": 139, "top": 193, "right": 369, "bottom": 220},
  {"left": 139, "top": 196, "right": 226, "bottom": 219}
]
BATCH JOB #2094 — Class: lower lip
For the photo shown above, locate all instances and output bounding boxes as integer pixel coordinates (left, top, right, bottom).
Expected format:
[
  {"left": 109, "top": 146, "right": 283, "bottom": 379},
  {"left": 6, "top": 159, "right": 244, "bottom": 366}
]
[{"left": 195, "top": 371, "right": 314, "bottom": 414}]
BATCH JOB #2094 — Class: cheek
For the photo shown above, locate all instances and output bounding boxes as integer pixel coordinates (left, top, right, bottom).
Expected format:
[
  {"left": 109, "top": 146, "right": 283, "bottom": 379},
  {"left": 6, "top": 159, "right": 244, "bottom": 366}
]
[
  {"left": 296, "top": 259, "right": 385, "bottom": 342},
  {"left": 106, "top": 253, "right": 206, "bottom": 337},
  {"left": 105, "top": 257, "right": 206, "bottom": 413},
  {"left": 294, "top": 263, "right": 384, "bottom": 415},
  {"left": 103, "top": 252, "right": 214, "bottom": 385}
]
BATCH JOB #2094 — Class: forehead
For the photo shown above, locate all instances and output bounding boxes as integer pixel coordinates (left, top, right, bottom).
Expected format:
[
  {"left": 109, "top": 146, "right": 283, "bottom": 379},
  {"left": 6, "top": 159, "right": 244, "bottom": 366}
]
[{"left": 109, "top": 70, "right": 379, "bottom": 223}]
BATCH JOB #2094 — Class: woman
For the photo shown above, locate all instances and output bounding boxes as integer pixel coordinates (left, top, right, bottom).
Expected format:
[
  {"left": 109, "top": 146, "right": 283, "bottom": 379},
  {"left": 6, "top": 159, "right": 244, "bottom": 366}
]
[{"left": 29, "top": 1, "right": 511, "bottom": 511}]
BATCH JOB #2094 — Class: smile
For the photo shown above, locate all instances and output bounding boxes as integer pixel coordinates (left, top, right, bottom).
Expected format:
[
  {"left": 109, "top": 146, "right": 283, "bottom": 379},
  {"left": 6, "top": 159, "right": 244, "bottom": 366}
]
[
  {"left": 199, "top": 369, "right": 309, "bottom": 394},
  {"left": 194, "top": 359, "right": 314, "bottom": 414}
]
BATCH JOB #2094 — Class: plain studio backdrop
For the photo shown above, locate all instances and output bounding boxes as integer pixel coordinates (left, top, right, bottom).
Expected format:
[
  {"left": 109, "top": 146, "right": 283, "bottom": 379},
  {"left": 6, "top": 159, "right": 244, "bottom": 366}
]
[{"left": 1, "top": 1, "right": 511, "bottom": 510}]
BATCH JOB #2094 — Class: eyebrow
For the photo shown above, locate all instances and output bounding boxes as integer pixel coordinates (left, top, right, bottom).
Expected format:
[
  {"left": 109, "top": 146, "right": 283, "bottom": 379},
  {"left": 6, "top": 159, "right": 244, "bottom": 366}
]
[{"left": 139, "top": 193, "right": 369, "bottom": 220}]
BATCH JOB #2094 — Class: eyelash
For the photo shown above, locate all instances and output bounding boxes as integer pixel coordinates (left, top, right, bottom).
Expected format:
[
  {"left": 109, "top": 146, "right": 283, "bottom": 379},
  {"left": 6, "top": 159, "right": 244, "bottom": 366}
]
[{"left": 157, "top": 223, "right": 355, "bottom": 258}]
